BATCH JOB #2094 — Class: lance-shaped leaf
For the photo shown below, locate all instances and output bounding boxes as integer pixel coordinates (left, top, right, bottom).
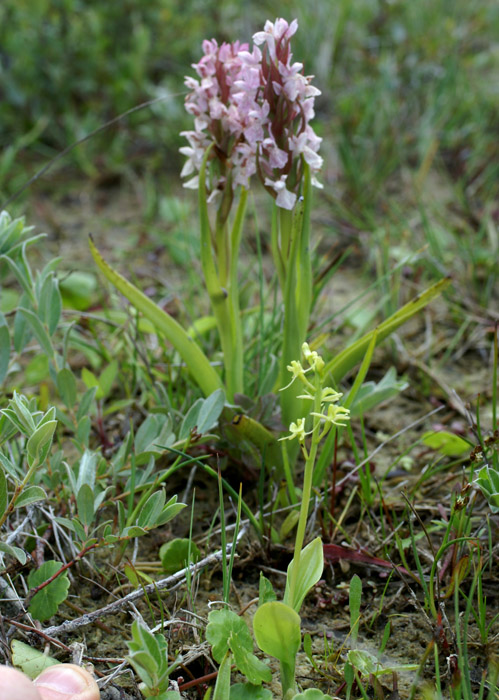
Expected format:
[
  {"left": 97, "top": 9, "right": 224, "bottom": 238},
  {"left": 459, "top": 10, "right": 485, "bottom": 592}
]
[
  {"left": 324, "top": 278, "right": 451, "bottom": 383},
  {"left": 89, "top": 236, "right": 223, "bottom": 397}
]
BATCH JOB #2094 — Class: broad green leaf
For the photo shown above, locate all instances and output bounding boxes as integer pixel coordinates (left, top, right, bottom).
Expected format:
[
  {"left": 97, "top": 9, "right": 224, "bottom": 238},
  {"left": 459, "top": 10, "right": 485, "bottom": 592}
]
[
  {"left": 179, "top": 398, "right": 203, "bottom": 441},
  {"left": 122, "top": 525, "right": 148, "bottom": 538},
  {"left": 27, "top": 420, "right": 57, "bottom": 465},
  {"left": 0, "top": 542, "right": 26, "bottom": 565},
  {"left": 15, "top": 485, "right": 47, "bottom": 509},
  {"left": 284, "top": 537, "right": 323, "bottom": 613},
  {"left": 76, "top": 415, "right": 91, "bottom": 446},
  {"left": 206, "top": 609, "right": 271, "bottom": 684},
  {"left": 206, "top": 609, "right": 250, "bottom": 663},
  {"left": 137, "top": 490, "right": 166, "bottom": 529},
  {"left": 421, "top": 430, "right": 471, "bottom": 457},
  {"left": 59, "top": 270, "right": 97, "bottom": 310},
  {"left": 98, "top": 360, "right": 118, "bottom": 398},
  {"left": 11, "top": 640, "right": 60, "bottom": 679},
  {"left": 27, "top": 561, "right": 70, "bottom": 621},
  {"left": 56, "top": 367, "right": 77, "bottom": 409},
  {"left": 89, "top": 236, "right": 223, "bottom": 397},
  {"left": 347, "top": 367, "right": 408, "bottom": 417},
  {"left": 156, "top": 498, "right": 186, "bottom": 526},
  {"left": 75, "top": 450, "right": 98, "bottom": 492},
  {"left": 81, "top": 367, "right": 99, "bottom": 394},
  {"left": 76, "top": 483, "right": 95, "bottom": 527},
  {"left": 206, "top": 608, "right": 272, "bottom": 683},
  {"left": 292, "top": 691, "right": 334, "bottom": 700},
  {"left": 159, "top": 538, "right": 201, "bottom": 575},
  {"left": 231, "top": 637, "right": 272, "bottom": 685},
  {"left": 196, "top": 389, "right": 225, "bottom": 434},
  {"left": 253, "top": 601, "right": 301, "bottom": 668},
  {"left": 231, "top": 684, "right": 273, "bottom": 700},
  {"left": 135, "top": 414, "right": 172, "bottom": 455}
]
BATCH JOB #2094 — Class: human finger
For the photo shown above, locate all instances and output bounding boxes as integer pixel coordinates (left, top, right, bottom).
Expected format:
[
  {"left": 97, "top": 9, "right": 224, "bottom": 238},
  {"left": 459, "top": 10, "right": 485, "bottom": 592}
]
[{"left": 33, "top": 664, "right": 100, "bottom": 700}]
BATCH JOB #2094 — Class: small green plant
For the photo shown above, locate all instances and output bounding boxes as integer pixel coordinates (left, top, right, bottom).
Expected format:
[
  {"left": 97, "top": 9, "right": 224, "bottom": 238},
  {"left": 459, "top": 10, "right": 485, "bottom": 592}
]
[
  {"left": 126, "top": 620, "right": 182, "bottom": 699},
  {"left": 250, "top": 342, "right": 351, "bottom": 697}
]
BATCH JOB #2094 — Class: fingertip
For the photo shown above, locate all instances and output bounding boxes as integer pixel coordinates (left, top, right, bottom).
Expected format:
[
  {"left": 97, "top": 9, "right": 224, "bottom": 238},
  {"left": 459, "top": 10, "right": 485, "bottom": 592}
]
[
  {"left": 0, "top": 666, "right": 42, "bottom": 700},
  {"left": 34, "top": 664, "right": 99, "bottom": 700}
]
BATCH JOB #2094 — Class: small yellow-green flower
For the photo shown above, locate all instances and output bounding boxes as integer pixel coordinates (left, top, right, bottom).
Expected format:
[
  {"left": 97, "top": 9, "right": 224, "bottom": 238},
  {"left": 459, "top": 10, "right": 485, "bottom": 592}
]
[
  {"left": 311, "top": 403, "right": 351, "bottom": 427},
  {"left": 279, "top": 417, "right": 310, "bottom": 443},
  {"left": 301, "top": 342, "right": 324, "bottom": 372},
  {"left": 281, "top": 359, "right": 312, "bottom": 391}
]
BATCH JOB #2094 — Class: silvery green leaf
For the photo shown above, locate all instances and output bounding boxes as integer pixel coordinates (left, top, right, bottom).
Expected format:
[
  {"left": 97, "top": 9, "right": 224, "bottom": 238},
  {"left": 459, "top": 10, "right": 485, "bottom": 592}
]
[
  {"left": 0, "top": 542, "right": 26, "bottom": 565},
  {"left": 15, "top": 485, "right": 47, "bottom": 508}
]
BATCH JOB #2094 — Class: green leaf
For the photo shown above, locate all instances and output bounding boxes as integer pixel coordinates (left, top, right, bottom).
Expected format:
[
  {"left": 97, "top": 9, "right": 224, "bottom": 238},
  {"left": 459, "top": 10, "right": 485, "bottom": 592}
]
[
  {"left": 347, "top": 367, "right": 408, "bottom": 417},
  {"left": 56, "top": 368, "right": 77, "bottom": 409},
  {"left": 291, "top": 690, "right": 334, "bottom": 700},
  {"left": 156, "top": 498, "right": 186, "bottom": 526},
  {"left": 206, "top": 609, "right": 271, "bottom": 684},
  {"left": 284, "top": 537, "right": 323, "bottom": 613},
  {"left": 179, "top": 398, "right": 203, "bottom": 440},
  {"left": 27, "top": 419, "right": 57, "bottom": 465},
  {"left": 11, "top": 640, "right": 60, "bottom": 679},
  {"left": 212, "top": 651, "right": 232, "bottom": 700},
  {"left": 206, "top": 609, "right": 247, "bottom": 663},
  {"left": 76, "top": 386, "right": 97, "bottom": 422},
  {"left": 253, "top": 601, "right": 301, "bottom": 668},
  {"left": 38, "top": 274, "right": 62, "bottom": 335},
  {"left": 159, "top": 538, "right": 201, "bottom": 575},
  {"left": 99, "top": 360, "right": 118, "bottom": 398},
  {"left": 18, "top": 307, "right": 54, "bottom": 357},
  {"left": 15, "top": 485, "right": 47, "bottom": 509},
  {"left": 81, "top": 367, "right": 99, "bottom": 394},
  {"left": 196, "top": 389, "right": 225, "bottom": 434},
  {"left": 347, "top": 649, "right": 379, "bottom": 677},
  {"left": 137, "top": 490, "right": 166, "bottom": 529},
  {"left": 13, "top": 300, "right": 30, "bottom": 353},
  {"left": 258, "top": 574, "right": 277, "bottom": 606},
  {"left": 231, "top": 684, "right": 273, "bottom": 700},
  {"left": 28, "top": 561, "right": 70, "bottom": 621},
  {"left": 324, "top": 278, "right": 451, "bottom": 383},
  {"left": 421, "top": 430, "right": 471, "bottom": 457},
  {"left": 0, "top": 467, "right": 7, "bottom": 515},
  {"left": 349, "top": 574, "right": 362, "bottom": 644},
  {"left": 89, "top": 236, "right": 223, "bottom": 397},
  {"left": 231, "top": 637, "right": 272, "bottom": 685},
  {"left": 76, "top": 483, "right": 95, "bottom": 527},
  {"left": 0, "top": 542, "right": 26, "bottom": 565},
  {"left": 0, "top": 314, "right": 10, "bottom": 383}
]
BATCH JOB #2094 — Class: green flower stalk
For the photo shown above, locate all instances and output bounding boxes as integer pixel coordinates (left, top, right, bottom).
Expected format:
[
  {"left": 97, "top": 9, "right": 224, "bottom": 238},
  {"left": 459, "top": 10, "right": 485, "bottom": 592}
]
[{"left": 280, "top": 342, "right": 350, "bottom": 610}]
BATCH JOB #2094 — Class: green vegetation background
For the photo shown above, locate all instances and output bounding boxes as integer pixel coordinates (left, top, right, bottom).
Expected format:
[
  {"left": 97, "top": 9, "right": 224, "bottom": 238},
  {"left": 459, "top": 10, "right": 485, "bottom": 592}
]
[{"left": 1, "top": 0, "right": 497, "bottom": 209}]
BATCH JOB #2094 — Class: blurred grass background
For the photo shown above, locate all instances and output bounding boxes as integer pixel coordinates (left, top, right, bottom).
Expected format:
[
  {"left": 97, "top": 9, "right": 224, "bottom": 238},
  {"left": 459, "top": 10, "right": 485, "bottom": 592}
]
[{"left": 0, "top": 0, "right": 498, "bottom": 303}]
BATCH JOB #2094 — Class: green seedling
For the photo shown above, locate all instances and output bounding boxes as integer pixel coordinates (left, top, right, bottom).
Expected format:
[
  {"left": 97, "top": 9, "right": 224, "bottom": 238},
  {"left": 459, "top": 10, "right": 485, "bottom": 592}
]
[
  {"left": 206, "top": 608, "right": 272, "bottom": 699},
  {"left": 126, "top": 620, "right": 182, "bottom": 699}
]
